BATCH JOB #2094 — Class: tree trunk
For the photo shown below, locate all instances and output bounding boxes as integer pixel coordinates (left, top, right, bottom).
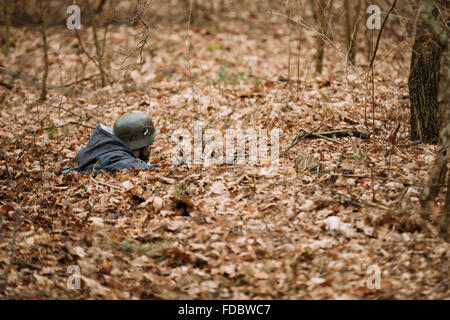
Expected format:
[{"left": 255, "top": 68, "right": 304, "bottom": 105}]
[
  {"left": 344, "top": 0, "right": 361, "bottom": 65},
  {"left": 2, "top": 0, "right": 15, "bottom": 56},
  {"left": 441, "top": 163, "right": 450, "bottom": 241},
  {"left": 408, "top": 7, "right": 442, "bottom": 143},
  {"left": 86, "top": 0, "right": 106, "bottom": 87},
  {"left": 309, "top": 0, "right": 328, "bottom": 74},
  {"left": 39, "top": 0, "right": 48, "bottom": 101},
  {"left": 417, "top": 0, "right": 449, "bottom": 241},
  {"left": 437, "top": 31, "right": 450, "bottom": 242}
]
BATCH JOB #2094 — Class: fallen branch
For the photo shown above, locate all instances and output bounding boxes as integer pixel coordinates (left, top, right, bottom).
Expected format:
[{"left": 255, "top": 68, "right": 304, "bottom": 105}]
[
  {"left": 321, "top": 193, "right": 390, "bottom": 211},
  {"left": 44, "top": 121, "right": 95, "bottom": 130},
  {"left": 0, "top": 81, "right": 13, "bottom": 89},
  {"left": 232, "top": 174, "right": 252, "bottom": 185},
  {"left": 0, "top": 68, "right": 99, "bottom": 90},
  {"left": 63, "top": 74, "right": 100, "bottom": 88},
  {"left": 284, "top": 128, "right": 369, "bottom": 156},
  {"left": 91, "top": 178, "right": 123, "bottom": 191},
  {"left": 342, "top": 174, "right": 428, "bottom": 188},
  {"left": 283, "top": 126, "right": 321, "bottom": 155},
  {"left": 397, "top": 140, "right": 422, "bottom": 148},
  {"left": 157, "top": 175, "right": 176, "bottom": 184},
  {"left": 300, "top": 129, "right": 370, "bottom": 141}
]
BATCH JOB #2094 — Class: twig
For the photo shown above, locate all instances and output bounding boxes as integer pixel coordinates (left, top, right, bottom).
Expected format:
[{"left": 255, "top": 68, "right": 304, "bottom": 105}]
[
  {"left": 185, "top": 0, "right": 197, "bottom": 109},
  {"left": 397, "top": 140, "right": 421, "bottom": 148},
  {"left": 387, "top": 122, "right": 401, "bottom": 177},
  {"left": 88, "top": 159, "right": 100, "bottom": 180},
  {"left": 0, "top": 71, "right": 96, "bottom": 91},
  {"left": 47, "top": 100, "right": 79, "bottom": 118},
  {"left": 100, "top": 20, "right": 109, "bottom": 58},
  {"left": 75, "top": 29, "right": 99, "bottom": 70},
  {"left": 157, "top": 175, "right": 176, "bottom": 184},
  {"left": 91, "top": 178, "right": 123, "bottom": 191},
  {"left": 286, "top": 0, "right": 292, "bottom": 93},
  {"left": 54, "top": 53, "right": 65, "bottom": 88},
  {"left": 0, "top": 67, "right": 98, "bottom": 90},
  {"left": 366, "top": 0, "right": 397, "bottom": 133},
  {"left": 75, "top": 29, "right": 111, "bottom": 86},
  {"left": 305, "top": 131, "right": 340, "bottom": 143},
  {"left": 232, "top": 174, "right": 251, "bottom": 185},
  {"left": 368, "top": 0, "right": 398, "bottom": 69},
  {"left": 296, "top": 0, "right": 305, "bottom": 99},
  {"left": 349, "top": 39, "right": 410, "bottom": 84},
  {"left": 390, "top": 123, "right": 401, "bottom": 145},
  {"left": 302, "top": 129, "right": 370, "bottom": 140},
  {"left": 135, "top": 15, "right": 150, "bottom": 65},
  {"left": 43, "top": 121, "right": 95, "bottom": 130},
  {"left": 268, "top": 11, "right": 359, "bottom": 72},
  {"left": 283, "top": 126, "right": 321, "bottom": 155},
  {"left": 370, "top": 165, "right": 376, "bottom": 202},
  {"left": 324, "top": 192, "right": 391, "bottom": 211},
  {"left": 111, "top": 0, "right": 152, "bottom": 70},
  {"left": 86, "top": 0, "right": 107, "bottom": 86},
  {"left": 342, "top": 174, "right": 425, "bottom": 187},
  {"left": 186, "top": 29, "right": 219, "bottom": 111},
  {"left": 64, "top": 74, "right": 100, "bottom": 87}
]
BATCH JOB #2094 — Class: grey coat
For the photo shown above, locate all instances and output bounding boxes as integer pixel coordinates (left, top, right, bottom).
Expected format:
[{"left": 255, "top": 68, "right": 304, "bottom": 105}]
[{"left": 65, "top": 124, "right": 158, "bottom": 174}]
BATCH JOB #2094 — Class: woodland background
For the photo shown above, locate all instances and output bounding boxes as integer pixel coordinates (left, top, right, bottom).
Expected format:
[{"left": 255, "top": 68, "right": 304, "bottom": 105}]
[{"left": 0, "top": 0, "right": 449, "bottom": 299}]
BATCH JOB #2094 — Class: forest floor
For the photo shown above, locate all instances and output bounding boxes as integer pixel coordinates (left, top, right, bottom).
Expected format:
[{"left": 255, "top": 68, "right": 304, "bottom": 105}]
[{"left": 0, "top": 9, "right": 449, "bottom": 299}]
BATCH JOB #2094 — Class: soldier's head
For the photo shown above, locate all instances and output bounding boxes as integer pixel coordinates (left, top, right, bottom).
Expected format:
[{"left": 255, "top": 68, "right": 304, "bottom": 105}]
[{"left": 113, "top": 112, "right": 160, "bottom": 162}]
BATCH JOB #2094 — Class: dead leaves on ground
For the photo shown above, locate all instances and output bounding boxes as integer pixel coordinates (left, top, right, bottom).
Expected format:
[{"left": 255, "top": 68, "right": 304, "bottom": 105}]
[{"left": 0, "top": 8, "right": 449, "bottom": 299}]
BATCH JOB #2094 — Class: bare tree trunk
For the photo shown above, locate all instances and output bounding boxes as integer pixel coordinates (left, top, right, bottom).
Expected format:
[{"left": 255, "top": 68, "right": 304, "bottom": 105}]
[
  {"left": 316, "top": 0, "right": 327, "bottom": 74},
  {"left": 86, "top": 0, "right": 106, "bottom": 87},
  {"left": 296, "top": 0, "right": 305, "bottom": 95},
  {"left": 408, "top": 37, "right": 442, "bottom": 143},
  {"left": 442, "top": 164, "right": 450, "bottom": 241},
  {"left": 39, "top": 0, "right": 49, "bottom": 101},
  {"left": 421, "top": 126, "right": 449, "bottom": 211},
  {"left": 418, "top": 0, "right": 449, "bottom": 241},
  {"left": 309, "top": 0, "right": 328, "bottom": 74},
  {"left": 287, "top": 0, "right": 292, "bottom": 91},
  {"left": 408, "top": 1, "right": 444, "bottom": 143},
  {"left": 2, "top": 0, "right": 14, "bottom": 56},
  {"left": 344, "top": 0, "right": 361, "bottom": 65},
  {"left": 437, "top": 31, "right": 450, "bottom": 242}
]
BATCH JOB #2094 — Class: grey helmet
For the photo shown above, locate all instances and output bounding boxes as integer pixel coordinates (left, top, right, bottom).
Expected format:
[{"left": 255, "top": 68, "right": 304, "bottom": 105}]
[{"left": 113, "top": 112, "right": 160, "bottom": 150}]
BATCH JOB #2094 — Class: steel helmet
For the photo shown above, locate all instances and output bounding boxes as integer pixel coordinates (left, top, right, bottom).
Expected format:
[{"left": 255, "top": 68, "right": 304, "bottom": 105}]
[{"left": 113, "top": 113, "right": 160, "bottom": 150}]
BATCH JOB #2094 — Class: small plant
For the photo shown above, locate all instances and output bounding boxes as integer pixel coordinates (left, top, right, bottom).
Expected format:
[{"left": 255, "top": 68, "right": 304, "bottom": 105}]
[
  {"left": 211, "top": 63, "right": 239, "bottom": 85},
  {"left": 172, "top": 182, "right": 190, "bottom": 197},
  {"left": 62, "top": 124, "right": 71, "bottom": 137},
  {"left": 47, "top": 126, "right": 58, "bottom": 139},
  {"left": 351, "top": 154, "right": 367, "bottom": 161},
  {"left": 119, "top": 238, "right": 134, "bottom": 252},
  {"left": 207, "top": 43, "right": 226, "bottom": 51},
  {"left": 245, "top": 75, "right": 261, "bottom": 86}
]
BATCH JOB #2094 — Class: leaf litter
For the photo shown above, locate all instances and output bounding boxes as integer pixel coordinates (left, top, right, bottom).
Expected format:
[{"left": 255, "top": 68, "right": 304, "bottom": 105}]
[{"left": 0, "top": 7, "right": 449, "bottom": 300}]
